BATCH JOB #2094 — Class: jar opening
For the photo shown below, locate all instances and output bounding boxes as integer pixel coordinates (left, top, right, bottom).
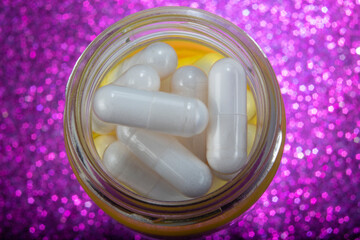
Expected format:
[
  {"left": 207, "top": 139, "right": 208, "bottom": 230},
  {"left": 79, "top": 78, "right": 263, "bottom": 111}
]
[{"left": 64, "top": 6, "right": 285, "bottom": 237}]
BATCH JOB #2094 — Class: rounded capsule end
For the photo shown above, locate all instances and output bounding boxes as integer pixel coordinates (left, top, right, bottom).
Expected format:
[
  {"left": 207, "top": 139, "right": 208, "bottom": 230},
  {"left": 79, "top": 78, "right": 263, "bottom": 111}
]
[
  {"left": 103, "top": 141, "right": 131, "bottom": 177},
  {"left": 143, "top": 42, "right": 178, "bottom": 79},
  {"left": 207, "top": 151, "right": 247, "bottom": 174},
  {"left": 172, "top": 66, "right": 207, "bottom": 92},
  {"left": 194, "top": 100, "right": 209, "bottom": 134},
  {"left": 183, "top": 99, "right": 209, "bottom": 137},
  {"left": 93, "top": 86, "right": 113, "bottom": 122},
  {"left": 180, "top": 159, "right": 213, "bottom": 198},
  {"left": 94, "top": 135, "right": 117, "bottom": 158},
  {"left": 210, "top": 58, "right": 245, "bottom": 78},
  {"left": 120, "top": 64, "right": 160, "bottom": 91}
]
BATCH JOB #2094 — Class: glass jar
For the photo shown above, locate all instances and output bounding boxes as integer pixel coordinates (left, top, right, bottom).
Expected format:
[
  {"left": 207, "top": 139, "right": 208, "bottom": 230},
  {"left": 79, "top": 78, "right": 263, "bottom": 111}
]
[{"left": 64, "top": 6, "right": 286, "bottom": 238}]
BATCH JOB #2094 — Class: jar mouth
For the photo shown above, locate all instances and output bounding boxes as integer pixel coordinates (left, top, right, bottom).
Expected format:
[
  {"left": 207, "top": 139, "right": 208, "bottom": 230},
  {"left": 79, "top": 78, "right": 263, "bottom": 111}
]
[{"left": 64, "top": 6, "right": 286, "bottom": 236}]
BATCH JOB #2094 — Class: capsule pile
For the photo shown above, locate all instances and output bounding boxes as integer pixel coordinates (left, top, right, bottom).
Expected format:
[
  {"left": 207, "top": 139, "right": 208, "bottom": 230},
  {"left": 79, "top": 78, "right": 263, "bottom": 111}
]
[{"left": 92, "top": 41, "right": 257, "bottom": 201}]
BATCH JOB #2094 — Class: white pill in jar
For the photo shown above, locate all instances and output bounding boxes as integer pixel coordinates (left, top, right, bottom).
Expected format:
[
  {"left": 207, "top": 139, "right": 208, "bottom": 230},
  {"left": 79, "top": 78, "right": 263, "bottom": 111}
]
[
  {"left": 91, "top": 64, "right": 160, "bottom": 134},
  {"left": 93, "top": 85, "right": 209, "bottom": 137},
  {"left": 116, "top": 126, "right": 213, "bottom": 198},
  {"left": 171, "top": 66, "right": 208, "bottom": 161},
  {"left": 112, "top": 64, "right": 160, "bottom": 91},
  {"left": 207, "top": 58, "right": 248, "bottom": 174},
  {"left": 103, "top": 141, "right": 190, "bottom": 201},
  {"left": 112, "top": 42, "right": 178, "bottom": 79}
]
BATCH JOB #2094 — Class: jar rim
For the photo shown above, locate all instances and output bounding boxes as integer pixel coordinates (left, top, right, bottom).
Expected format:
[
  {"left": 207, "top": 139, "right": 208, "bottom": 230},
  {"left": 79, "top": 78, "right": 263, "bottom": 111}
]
[{"left": 64, "top": 6, "right": 286, "bottom": 237}]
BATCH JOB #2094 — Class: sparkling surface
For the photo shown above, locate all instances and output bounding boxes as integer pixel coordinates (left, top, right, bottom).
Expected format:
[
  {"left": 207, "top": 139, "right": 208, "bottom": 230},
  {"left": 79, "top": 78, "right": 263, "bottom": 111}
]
[{"left": 1, "top": 0, "right": 360, "bottom": 239}]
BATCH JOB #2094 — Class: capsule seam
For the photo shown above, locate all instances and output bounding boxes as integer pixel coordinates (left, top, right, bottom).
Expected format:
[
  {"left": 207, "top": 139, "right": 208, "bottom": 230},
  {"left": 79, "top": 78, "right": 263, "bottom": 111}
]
[{"left": 146, "top": 92, "right": 157, "bottom": 129}]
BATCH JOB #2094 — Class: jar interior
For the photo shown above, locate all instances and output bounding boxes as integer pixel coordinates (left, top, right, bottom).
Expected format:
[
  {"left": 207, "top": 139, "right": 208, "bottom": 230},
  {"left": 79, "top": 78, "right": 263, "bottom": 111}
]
[{"left": 84, "top": 33, "right": 266, "bottom": 204}]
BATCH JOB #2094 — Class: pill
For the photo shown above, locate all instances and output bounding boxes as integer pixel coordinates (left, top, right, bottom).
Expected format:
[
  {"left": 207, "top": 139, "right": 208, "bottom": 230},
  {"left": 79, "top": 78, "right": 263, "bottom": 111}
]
[
  {"left": 112, "top": 42, "right": 178, "bottom": 79},
  {"left": 116, "top": 126, "right": 212, "bottom": 197},
  {"left": 103, "top": 141, "right": 189, "bottom": 201},
  {"left": 212, "top": 124, "right": 257, "bottom": 180},
  {"left": 92, "top": 65, "right": 160, "bottom": 134},
  {"left": 171, "top": 66, "right": 208, "bottom": 161},
  {"left": 172, "top": 66, "right": 208, "bottom": 104},
  {"left": 247, "top": 89, "right": 256, "bottom": 120},
  {"left": 112, "top": 64, "right": 160, "bottom": 91},
  {"left": 93, "top": 134, "right": 117, "bottom": 158},
  {"left": 207, "top": 58, "right": 247, "bottom": 174},
  {"left": 93, "top": 85, "right": 209, "bottom": 137},
  {"left": 161, "top": 53, "right": 201, "bottom": 92},
  {"left": 193, "top": 52, "right": 224, "bottom": 75}
]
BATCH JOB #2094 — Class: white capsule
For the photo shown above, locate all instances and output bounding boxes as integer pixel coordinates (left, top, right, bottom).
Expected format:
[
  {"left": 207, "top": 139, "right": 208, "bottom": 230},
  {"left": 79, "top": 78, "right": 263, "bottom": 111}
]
[
  {"left": 93, "top": 85, "right": 208, "bottom": 137},
  {"left": 172, "top": 66, "right": 208, "bottom": 104},
  {"left": 113, "top": 42, "right": 178, "bottom": 79},
  {"left": 93, "top": 134, "right": 117, "bottom": 158},
  {"left": 116, "top": 126, "right": 212, "bottom": 198},
  {"left": 211, "top": 124, "right": 257, "bottom": 180},
  {"left": 103, "top": 141, "right": 189, "bottom": 201},
  {"left": 92, "top": 65, "right": 160, "bottom": 134},
  {"left": 172, "top": 66, "right": 208, "bottom": 161},
  {"left": 207, "top": 58, "right": 247, "bottom": 174},
  {"left": 112, "top": 64, "right": 160, "bottom": 91}
]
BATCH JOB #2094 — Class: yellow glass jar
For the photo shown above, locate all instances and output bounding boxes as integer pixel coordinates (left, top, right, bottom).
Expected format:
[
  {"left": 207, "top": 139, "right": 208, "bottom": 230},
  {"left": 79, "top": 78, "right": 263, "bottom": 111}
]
[{"left": 64, "top": 7, "right": 286, "bottom": 238}]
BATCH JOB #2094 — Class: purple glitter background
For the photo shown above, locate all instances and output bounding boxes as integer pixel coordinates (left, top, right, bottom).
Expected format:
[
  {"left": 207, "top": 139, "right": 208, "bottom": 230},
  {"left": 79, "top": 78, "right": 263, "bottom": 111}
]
[{"left": 1, "top": 0, "right": 359, "bottom": 239}]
